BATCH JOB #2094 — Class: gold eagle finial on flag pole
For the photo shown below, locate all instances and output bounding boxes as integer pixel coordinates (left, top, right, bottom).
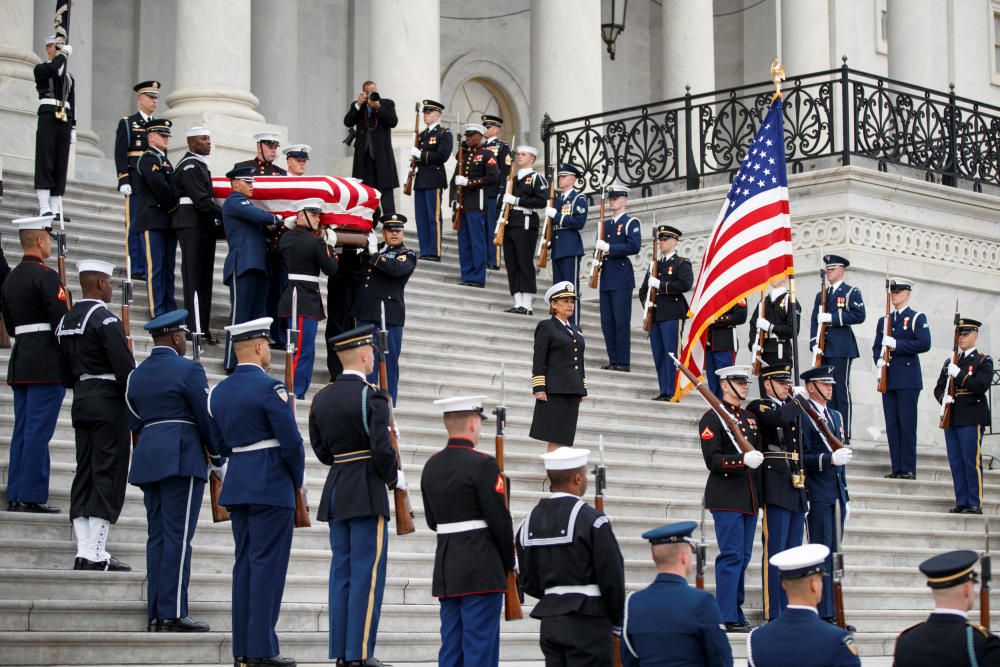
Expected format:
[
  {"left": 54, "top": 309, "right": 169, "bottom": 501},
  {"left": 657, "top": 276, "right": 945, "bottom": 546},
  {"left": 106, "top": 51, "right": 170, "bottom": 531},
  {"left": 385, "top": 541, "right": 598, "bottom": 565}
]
[{"left": 770, "top": 59, "right": 786, "bottom": 100}]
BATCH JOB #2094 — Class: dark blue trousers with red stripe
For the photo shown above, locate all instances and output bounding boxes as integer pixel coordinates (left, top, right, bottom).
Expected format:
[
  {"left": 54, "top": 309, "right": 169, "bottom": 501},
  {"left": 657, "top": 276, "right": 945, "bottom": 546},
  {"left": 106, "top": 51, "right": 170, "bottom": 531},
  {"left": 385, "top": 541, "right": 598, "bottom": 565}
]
[{"left": 285, "top": 316, "right": 319, "bottom": 399}]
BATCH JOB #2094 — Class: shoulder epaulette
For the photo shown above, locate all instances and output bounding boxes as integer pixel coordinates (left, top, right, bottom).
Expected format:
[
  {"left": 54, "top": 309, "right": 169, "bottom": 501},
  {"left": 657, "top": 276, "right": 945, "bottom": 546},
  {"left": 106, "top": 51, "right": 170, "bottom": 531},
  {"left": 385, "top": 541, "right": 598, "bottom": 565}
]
[
  {"left": 968, "top": 621, "right": 990, "bottom": 637},
  {"left": 365, "top": 381, "right": 380, "bottom": 392}
]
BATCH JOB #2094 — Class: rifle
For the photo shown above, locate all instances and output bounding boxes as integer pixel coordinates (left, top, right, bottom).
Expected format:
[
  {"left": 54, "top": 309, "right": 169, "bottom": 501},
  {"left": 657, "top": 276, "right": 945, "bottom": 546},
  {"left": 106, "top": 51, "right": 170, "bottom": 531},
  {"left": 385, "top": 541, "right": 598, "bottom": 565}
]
[
  {"left": 833, "top": 500, "right": 847, "bottom": 629},
  {"left": 877, "top": 278, "right": 891, "bottom": 393},
  {"left": 641, "top": 213, "right": 659, "bottom": 333},
  {"left": 940, "top": 304, "right": 961, "bottom": 429},
  {"left": 191, "top": 291, "right": 204, "bottom": 363},
  {"left": 494, "top": 363, "right": 523, "bottom": 620},
  {"left": 670, "top": 353, "right": 756, "bottom": 454},
  {"left": 982, "top": 521, "right": 992, "bottom": 630},
  {"left": 379, "top": 301, "right": 416, "bottom": 535},
  {"left": 495, "top": 134, "right": 518, "bottom": 247},
  {"left": 403, "top": 102, "right": 420, "bottom": 197},
  {"left": 592, "top": 436, "right": 623, "bottom": 667},
  {"left": 588, "top": 184, "right": 608, "bottom": 289},
  {"left": 120, "top": 249, "right": 133, "bottom": 352},
  {"left": 813, "top": 267, "right": 827, "bottom": 367},
  {"left": 751, "top": 288, "right": 767, "bottom": 376},
  {"left": 696, "top": 500, "right": 707, "bottom": 590},
  {"left": 55, "top": 213, "right": 72, "bottom": 306},
  {"left": 537, "top": 164, "right": 556, "bottom": 268},
  {"left": 792, "top": 394, "right": 845, "bottom": 452},
  {"left": 453, "top": 142, "right": 465, "bottom": 231},
  {"left": 284, "top": 288, "right": 312, "bottom": 529}
]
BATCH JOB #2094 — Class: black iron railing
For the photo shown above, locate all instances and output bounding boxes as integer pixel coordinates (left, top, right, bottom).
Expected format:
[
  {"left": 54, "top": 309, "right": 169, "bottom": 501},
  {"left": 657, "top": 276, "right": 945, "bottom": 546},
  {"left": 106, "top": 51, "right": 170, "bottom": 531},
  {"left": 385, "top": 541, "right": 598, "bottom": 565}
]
[{"left": 541, "top": 59, "right": 1000, "bottom": 196}]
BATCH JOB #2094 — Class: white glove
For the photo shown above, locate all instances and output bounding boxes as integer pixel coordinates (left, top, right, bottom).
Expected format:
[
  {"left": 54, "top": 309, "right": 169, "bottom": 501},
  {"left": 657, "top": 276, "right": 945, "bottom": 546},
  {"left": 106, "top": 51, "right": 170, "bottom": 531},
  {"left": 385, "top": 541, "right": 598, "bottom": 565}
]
[
  {"left": 58, "top": 43, "right": 73, "bottom": 56},
  {"left": 70, "top": 129, "right": 76, "bottom": 145},
  {"left": 408, "top": 147, "right": 422, "bottom": 159},
  {"left": 792, "top": 385, "right": 809, "bottom": 399},
  {"left": 595, "top": 239, "right": 611, "bottom": 253},
  {"left": 875, "top": 358, "right": 886, "bottom": 372},
  {"left": 119, "top": 184, "right": 132, "bottom": 196},
  {"left": 817, "top": 312, "right": 833, "bottom": 324},
  {"left": 283, "top": 215, "right": 296, "bottom": 230},
  {"left": 367, "top": 232, "right": 379, "bottom": 255},
  {"left": 209, "top": 461, "right": 227, "bottom": 482},
  {"left": 544, "top": 206, "right": 557, "bottom": 219},
  {"left": 272, "top": 214, "right": 283, "bottom": 226},
  {"left": 757, "top": 316, "right": 773, "bottom": 333},
  {"left": 648, "top": 276, "right": 661, "bottom": 290},
  {"left": 743, "top": 450, "right": 764, "bottom": 469},
  {"left": 454, "top": 175, "right": 469, "bottom": 187},
  {"left": 943, "top": 394, "right": 955, "bottom": 405},
  {"left": 502, "top": 193, "right": 518, "bottom": 206},
  {"left": 947, "top": 362, "right": 961, "bottom": 378},
  {"left": 831, "top": 447, "right": 853, "bottom": 466},
  {"left": 395, "top": 469, "right": 408, "bottom": 491},
  {"left": 324, "top": 228, "right": 338, "bottom": 247},
  {"left": 882, "top": 335, "right": 896, "bottom": 349},
  {"left": 810, "top": 346, "right": 820, "bottom": 359},
  {"left": 845, "top": 501, "right": 851, "bottom": 523}
]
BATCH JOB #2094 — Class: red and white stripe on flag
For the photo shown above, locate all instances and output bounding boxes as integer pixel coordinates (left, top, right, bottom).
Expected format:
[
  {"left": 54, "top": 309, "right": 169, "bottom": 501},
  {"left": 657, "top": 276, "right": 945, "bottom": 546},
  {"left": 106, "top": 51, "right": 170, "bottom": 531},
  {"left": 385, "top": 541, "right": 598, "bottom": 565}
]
[{"left": 674, "top": 98, "right": 794, "bottom": 400}]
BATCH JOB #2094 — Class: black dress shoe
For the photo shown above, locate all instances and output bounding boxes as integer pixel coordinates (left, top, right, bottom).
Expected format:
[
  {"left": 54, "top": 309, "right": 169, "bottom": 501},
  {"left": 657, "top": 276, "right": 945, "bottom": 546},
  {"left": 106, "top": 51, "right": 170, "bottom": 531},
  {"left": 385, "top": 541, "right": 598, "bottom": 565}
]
[
  {"left": 724, "top": 621, "right": 752, "bottom": 633},
  {"left": 81, "top": 556, "right": 132, "bottom": 572},
  {"left": 488, "top": 264, "right": 500, "bottom": 270},
  {"left": 20, "top": 502, "right": 60, "bottom": 513},
  {"left": 964, "top": 506, "right": 984, "bottom": 514},
  {"left": 73, "top": 557, "right": 88, "bottom": 570},
  {"left": 421, "top": 255, "right": 441, "bottom": 262},
  {"left": 884, "top": 472, "right": 899, "bottom": 479},
  {"left": 601, "top": 363, "right": 616, "bottom": 370},
  {"left": 247, "top": 656, "right": 296, "bottom": 666},
  {"left": 161, "top": 616, "right": 209, "bottom": 632},
  {"left": 504, "top": 306, "right": 521, "bottom": 313},
  {"left": 525, "top": 309, "right": 533, "bottom": 315},
  {"left": 949, "top": 506, "right": 968, "bottom": 514},
  {"left": 146, "top": 618, "right": 161, "bottom": 632},
  {"left": 204, "top": 332, "right": 220, "bottom": 345},
  {"left": 897, "top": 472, "right": 916, "bottom": 480},
  {"left": 234, "top": 658, "right": 247, "bottom": 667},
  {"left": 612, "top": 365, "right": 631, "bottom": 372},
  {"left": 6, "top": 501, "right": 20, "bottom": 512}
]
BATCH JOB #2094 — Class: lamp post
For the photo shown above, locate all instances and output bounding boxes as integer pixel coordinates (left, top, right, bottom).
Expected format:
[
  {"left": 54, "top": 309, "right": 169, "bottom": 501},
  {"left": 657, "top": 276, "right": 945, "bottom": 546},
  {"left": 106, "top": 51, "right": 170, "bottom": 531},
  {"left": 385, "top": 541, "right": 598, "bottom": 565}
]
[{"left": 601, "top": 0, "right": 628, "bottom": 59}]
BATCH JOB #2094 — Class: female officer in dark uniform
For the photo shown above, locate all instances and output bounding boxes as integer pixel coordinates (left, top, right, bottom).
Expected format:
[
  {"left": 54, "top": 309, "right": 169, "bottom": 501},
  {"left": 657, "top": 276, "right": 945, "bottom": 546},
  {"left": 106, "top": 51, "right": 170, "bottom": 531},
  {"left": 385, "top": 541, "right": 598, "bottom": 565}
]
[{"left": 530, "top": 281, "right": 587, "bottom": 451}]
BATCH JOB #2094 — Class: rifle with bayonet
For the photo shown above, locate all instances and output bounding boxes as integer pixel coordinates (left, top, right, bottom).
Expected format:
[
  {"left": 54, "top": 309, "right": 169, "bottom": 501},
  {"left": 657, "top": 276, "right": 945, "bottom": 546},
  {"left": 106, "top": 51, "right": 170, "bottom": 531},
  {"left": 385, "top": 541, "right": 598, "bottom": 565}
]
[
  {"left": 670, "top": 353, "right": 756, "bottom": 455},
  {"left": 537, "top": 164, "right": 556, "bottom": 269},
  {"left": 940, "top": 304, "right": 961, "bottom": 429},
  {"left": 591, "top": 435, "right": 623, "bottom": 667},
  {"left": 983, "top": 521, "right": 992, "bottom": 630},
  {"left": 379, "top": 301, "right": 416, "bottom": 535},
  {"left": 495, "top": 135, "right": 518, "bottom": 247},
  {"left": 877, "top": 278, "right": 891, "bottom": 393},
  {"left": 120, "top": 249, "right": 133, "bottom": 352},
  {"left": 453, "top": 142, "right": 465, "bottom": 232},
  {"left": 55, "top": 213, "right": 72, "bottom": 306},
  {"left": 494, "top": 363, "right": 523, "bottom": 620},
  {"left": 641, "top": 213, "right": 659, "bottom": 333},
  {"left": 813, "top": 267, "right": 828, "bottom": 368},
  {"left": 752, "top": 288, "right": 767, "bottom": 376},
  {"left": 190, "top": 290, "right": 228, "bottom": 523},
  {"left": 588, "top": 183, "right": 608, "bottom": 290},
  {"left": 403, "top": 102, "right": 420, "bottom": 197},
  {"left": 696, "top": 500, "right": 707, "bottom": 590},
  {"left": 284, "top": 288, "right": 312, "bottom": 529}
]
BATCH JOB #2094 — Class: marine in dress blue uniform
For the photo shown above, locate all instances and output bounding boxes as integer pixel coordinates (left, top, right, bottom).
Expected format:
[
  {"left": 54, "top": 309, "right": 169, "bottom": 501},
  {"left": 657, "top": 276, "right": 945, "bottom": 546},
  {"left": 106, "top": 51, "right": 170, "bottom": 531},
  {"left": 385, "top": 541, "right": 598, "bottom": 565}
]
[
  {"left": 115, "top": 80, "right": 161, "bottom": 278},
  {"left": 705, "top": 300, "right": 748, "bottom": 398},
  {"left": 500, "top": 146, "right": 547, "bottom": 310},
  {"left": 126, "top": 310, "right": 219, "bottom": 632},
  {"left": 310, "top": 325, "right": 399, "bottom": 667},
  {"left": 545, "top": 163, "right": 588, "bottom": 327},
  {"left": 597, "top": 184, "right": 641, "bottom": 371},
  {"left": 620, "top": 521, "right": 733, "bottom": 667},
  {"left": 482, "top": 115, "right": 512, "bottom": 270},
  {"left": 134, "top": 119, "right": 178, "bottom": 318},
  {"left": 872, "top": 279, "right": 931, "bottom": 479},
  {"left": 747, "top": 544, "right": 860, "bottom": 667},
  {"left": 451, "top": 124, "right": 499, "bottom": 287},
  {"left": 933, "top": 318, "right": 993, "bottom": 514},
  {"left": 209, "top": 318, "right": 305, "bottom": 667},
  {"left": 638, "top": 225, "right": 693, "bottom": 400},
  {"left": 409, "top": 100, "right": 453, "bottom": 261},
  {"left": 809, "top": 255, "right": 865, "bottom": 442}
]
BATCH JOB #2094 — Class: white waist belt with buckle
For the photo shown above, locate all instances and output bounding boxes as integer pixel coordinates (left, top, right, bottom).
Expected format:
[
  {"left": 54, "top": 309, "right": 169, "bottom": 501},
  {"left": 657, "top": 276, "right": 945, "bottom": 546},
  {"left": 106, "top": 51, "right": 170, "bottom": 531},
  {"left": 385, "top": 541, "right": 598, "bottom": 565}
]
[
  {"left": 178, "top": 197, "right": 194, "bottom": 205},
  {"left": 544, "top": 584, "right": 602, "bottom": 596},
  {"left": 147, "top": 419, "right": 196, "bottom": 427},
  {"left": 38, "top": 98, "right": 71, "bottom": 109},
  {"left": 287, "top": 273, "right": 320, "bottom": 283},
  {"left": 231, "top": 438, "right": 280, "bottom": 453},
  {"left": 513, "top": 206, "right": 537, "bottom": 215},
  {"left": 80, "top": 373, "right": 116, "bottom": 381},
  {"left": 14, "top": 323, "right": 52, "bottom": 335},
  {"left": 436, "top": 520, "right": 488, "bottom": 535}
]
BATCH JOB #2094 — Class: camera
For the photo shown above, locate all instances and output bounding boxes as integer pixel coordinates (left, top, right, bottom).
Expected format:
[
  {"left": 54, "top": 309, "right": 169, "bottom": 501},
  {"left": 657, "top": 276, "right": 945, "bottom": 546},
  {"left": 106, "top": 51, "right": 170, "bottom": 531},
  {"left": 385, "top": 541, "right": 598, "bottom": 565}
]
[
  {"left": 368, "top": 91, "right": 381, "bottom": 103},
  {"left": 343, "top": 128, "right": 357, "bottom": 147}
]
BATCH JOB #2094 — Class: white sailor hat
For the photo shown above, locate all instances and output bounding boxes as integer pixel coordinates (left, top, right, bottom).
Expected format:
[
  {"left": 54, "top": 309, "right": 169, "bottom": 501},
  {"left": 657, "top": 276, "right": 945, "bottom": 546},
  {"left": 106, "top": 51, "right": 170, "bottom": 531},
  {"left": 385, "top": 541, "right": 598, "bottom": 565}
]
[
  {"left": 608, "top": 183, "right": 630, "bottom": 197},
  {"left": 516, "top": 145, "right": 538, "bottom": 157},
  {"left": 889, "top": 277, "right": 913, "bottom": 291},
  {"left": 715, "top": 365, "right": 752, "bottom": 381},
  {"left": 283, "top": 144, "right": 311, "bottom": 159},
  {"left": 77, "top": 260, "right": 115, "bottom": 276},
  {"left": 463, "top": 123, "right": 487, "bottom": 135},
  {"left": 293, "top": 198, "right": 325, "bottom": 213},
  {"left": 186, "top": 126, "right": 211, "bottom": 138},
  {"left": 253, "top": 131, "right": 281, "bottom": 144},
  {"left": 544, "top": 281, "right": 577, "bottom": 303},
  {"left": 12, "top": 215, "right": 54, "bottom": 231},
  {"left": 433, "top": 395, "right": 489, "bottom": 420},
  {"left": 224, "top": 317, "right": 273, "bottom": 342},
  {"left": 541, "top": 446, "right": 590, "bottom": 471},
  {"left": 45, "top": 35, "right": 59, "bottom": 45},
  {"left": 769, "top": 543, "right": 830, "bottom": 579}
]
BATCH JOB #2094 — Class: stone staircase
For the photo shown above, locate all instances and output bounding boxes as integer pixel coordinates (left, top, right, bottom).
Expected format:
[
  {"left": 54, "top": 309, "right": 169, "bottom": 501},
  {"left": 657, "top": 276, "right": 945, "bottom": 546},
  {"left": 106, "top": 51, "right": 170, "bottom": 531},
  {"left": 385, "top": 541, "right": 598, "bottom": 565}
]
[{"left": 0, "top": 170, "right": 993, "bottom": 666}]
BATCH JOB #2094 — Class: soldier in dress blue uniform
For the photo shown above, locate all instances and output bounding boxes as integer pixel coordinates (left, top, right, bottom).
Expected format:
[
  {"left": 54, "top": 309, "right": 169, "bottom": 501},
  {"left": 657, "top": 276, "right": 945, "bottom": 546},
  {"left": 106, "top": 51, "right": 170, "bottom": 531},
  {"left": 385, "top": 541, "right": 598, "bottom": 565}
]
[
  {"left": 746, "top": 363, "right": 808, "bottom": 621},
  {"left": 282, "top": 144, "right": 310, "bottom": 176},
  {"left": 705, "top": 300, "right": 748, "bottom": 398},
  {"left": 115, "top": 80, "right": 161, "bottom": 279},
  {"left": 500, "top": 146, "right": 547, "bottom": 311},
  {"left": 134, "top": 119, "right": 178, "bottom": 318},
  {"left": 516, "top": 446, "right": 626, "bottom": 665},
  {"left": 126, "top": 310, "right": 219, "bottom": 632},
  {"left": 221, "top": 165, "right": 284, "bottom": 372},
  {"left": 698, "top": 365, "right": 763, "bottom": 632},
  {"left": 355, "top": 213, "right": 416, "bottom": 405},
  {"left": 451, "top": 124, "right": 500, "bottom": 288},
  {"left": 422, "top": 396, "right": 514, "bottom": 667},
  {"left": 310, "top": 325, "right": 400, "bottom": 667},
  {"left": 277, "top": 199, "right": 339, "bottom": 399},
  {"left": 596, "top": 184, "right": 641, "bottom": 372},
  {"left": 872, "top": 278, "right": 931, "bottom": 479},
  {"left": 209, "top": 317, "right": 304, "bottom": 667},
  {"left": 934, "top": 318, "right": 993, "bottom": 514},
  {"left": 408, "top": 100, "right": 453, "bottom": 262},
  {"left": 33, "top": 35, "right": 75, "bottom": 219},
  {"left": 639, "top": 224, "right": 693, "bottom": 400},
  {"left": 893, "top": 550, "right": 1000, "bottom": 666},
  {"left": 749, "top": 275, "right": 801, "bottom": 370},
  {"left": 809, "top": 255, "right": 865, "bottom": 443},
  {"left": 800, "top": 366, "right": 854, "bottom": 625},
  {"left": 747, "top": 544, "right": 860, "bottom": 667},
  {"left": 620, "top": 520, "right": 733, "bottom": 667},
  {"left": 482, "top": 114, "right": 512, "bottom": 270},
  {"left": 543, "top": 163, "right": 588, "bottom": 327}
]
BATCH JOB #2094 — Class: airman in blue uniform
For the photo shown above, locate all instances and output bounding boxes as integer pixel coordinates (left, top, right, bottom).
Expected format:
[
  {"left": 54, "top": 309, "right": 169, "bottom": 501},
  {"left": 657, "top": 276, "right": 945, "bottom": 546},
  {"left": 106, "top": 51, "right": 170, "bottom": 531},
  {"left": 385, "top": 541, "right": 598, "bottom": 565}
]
[
  {"left": 596, "top": 184, "right": 641, "bottom": 371},
  {"left": 209, "top": 317, "right": 305, "bottom": 667},
  {"left": 543, "top": 163, "right": 588, "bottom": 327},
  {"left": 126, "top": 309, "right": 220, "bottom": 633},
  {"left": 408, "top": 100, "right": 453, "bottom": 262},
  {"left": 621, "top": 521, "right": 733, "bottom": 667}
]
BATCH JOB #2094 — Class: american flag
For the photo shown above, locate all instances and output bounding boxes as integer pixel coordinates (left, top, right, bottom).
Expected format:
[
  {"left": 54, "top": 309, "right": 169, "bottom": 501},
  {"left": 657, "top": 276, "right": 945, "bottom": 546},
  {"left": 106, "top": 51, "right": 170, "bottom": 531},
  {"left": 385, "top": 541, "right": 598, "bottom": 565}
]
[{"left": 674, "top": 97, "right": 794, "bottom": 399}]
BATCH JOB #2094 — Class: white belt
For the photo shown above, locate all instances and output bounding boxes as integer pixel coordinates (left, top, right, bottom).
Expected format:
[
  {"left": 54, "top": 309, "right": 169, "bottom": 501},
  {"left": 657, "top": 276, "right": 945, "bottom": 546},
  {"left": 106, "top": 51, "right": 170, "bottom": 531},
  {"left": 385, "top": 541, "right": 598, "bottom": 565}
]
[
  {"left": 544, "top": 584, "right": 602, "bottom": 596},
  {"left": 436, "top": 520, "right": 488, "bottom": 535},
  {"left": 513, "top": 206, "right": 537, "bottom": 215},
  {"left": 147, "top": 419, "right": 195, "bottom": 427},
  {"left": 39, "top": 98, "right": 71, "bottom": 109},
  {"left": 287, "top": 273, "right": 320, "bottom": 283},
  {"left": 178, "top": 196, "right": 194, "bottom": 205},
  {"left": 14, "top": 323, "right": 52, "bottom": 335},
  {"left": 231, "top": 438, "right": 280, "bottom": 453},
  {"left": 80, "top": 373, "right": 116, "bottom": 381}
]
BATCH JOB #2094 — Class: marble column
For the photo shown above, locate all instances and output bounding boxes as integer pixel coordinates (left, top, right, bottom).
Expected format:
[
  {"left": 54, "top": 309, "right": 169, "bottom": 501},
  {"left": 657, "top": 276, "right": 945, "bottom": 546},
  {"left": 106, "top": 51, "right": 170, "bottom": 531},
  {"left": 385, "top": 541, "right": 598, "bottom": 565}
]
[
  {"left": 67, "top": 0, "right": 102, "bottom": 158},
  {"left": 0, "top": 0, "right": 39, "bottom": 171},
  {"left": 251, "top": 0, "right": 299, "bottom": 166},
  {"left": 781, "top": 0, "right": 830, "bottom": 76},
  {"left": 661, "top": 0, "right": 715, "bottom": 98},
  {"left": 887, "top": 0, "right": 948, "bottom": 90}
]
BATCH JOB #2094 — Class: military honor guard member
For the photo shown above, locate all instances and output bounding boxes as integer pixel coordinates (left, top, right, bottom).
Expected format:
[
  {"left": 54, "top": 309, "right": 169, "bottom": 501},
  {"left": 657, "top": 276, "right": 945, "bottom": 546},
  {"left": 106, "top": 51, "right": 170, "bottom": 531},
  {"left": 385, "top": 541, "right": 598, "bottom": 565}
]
[
  {"left": 621, "top": 521, "right": 733, "bottom": 667},
  {"left": 310, "top": 325, "right": 400, "bottom": 667},
  {"left": 749, "top": 275, "right": 801, "bottom": 368},
  {"left": 209, "top": 317, "right": 305, "bottom": 667},
  {"left": 809, "top": 255, "right": 866, "bottom": 442},
  {"left": 934, "top": 318, "right": 993, "bottom": 514},
  {"left": 408, "top": 99, "right": 453, "bottom": 262},
  {"left": 873, "top": 278, "right": 931, "bottom": 479},
  {"left": 530, "top": 282, "right": 587, "bottom": 451},
  {"left": 282, "top": 144, "right": 310, "bottom": 176},
  {"left": 893, "top": 550, "right": 1000, "bottom": 666},
  {"left": 746, "top": 363, "right": 808, "bottom": 621},
  {"left": 500, "top": 145, "right": 547, "bottom": 311},
  {"left": 134, "top": 118, "right": 178, "bottom": 317},
  {"left": 699, "top": 365, "right": 763, "bottom": 632},
  {"left": 355, "top": 213, "right": 416, "bottom": 405},
  {"left": 325, "top": 247, "right": 366, "bottom": 381},
  {"left": 421, "top": 396, "right": 514, "bottom": 667},
  {"left": 595, "top": 184, "right": 641, "bottom": 371},
  {"left": 2, "top": 216, "right": 70, "bottom": 513},
  {"left": 638, "top": 224, "right": 693, "bottom": 401},
  {"left": 345, "top": 81, "right": 399, "bottom": 216},
  {"left": 126, "top": 310, "right": 219, "bottom": 632},
  {"left": 173, "top": 126, "right": 222, "bottom": 341},
  {"left": 56, "top": 260, "right": 136, "bottom": 571},
  {"left": 517, "top": 447, "right": 626, "bottom": 665},
  {"left": 482, "top": 114, "right": 512, "bottom": 270},
  {"left": 33, "top": 35, "right": 75, "bottom": 219},
  {"left": 277, "top": 199, "right": 339, "bottom": 399},
  {"left": 705, "top": 300, "right": 748, "bottom": 398},
  {"left": 115, "top": 80, "right": 161, "bottom": 279},
  {"left": 221, "top": 165, "right": 284, "bottom": 372},
  {"left": 800, "top": 366, "right": 853, "bottom": 625},
  {"left": 544, "top": 163, "right": 589, "bottom": 321},
  {"left": 747, "top": 544, "right": 860, "bottom": 667},
  {"left": 451, "top": 124, "right": 499, "bottom": 288}
]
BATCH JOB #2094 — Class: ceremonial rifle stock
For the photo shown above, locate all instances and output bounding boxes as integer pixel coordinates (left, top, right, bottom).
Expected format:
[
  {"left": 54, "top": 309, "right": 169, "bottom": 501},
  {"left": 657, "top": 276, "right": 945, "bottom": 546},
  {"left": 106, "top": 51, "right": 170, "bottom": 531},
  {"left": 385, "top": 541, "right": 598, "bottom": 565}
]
[
  {"left": 56, "top": 214, "right": 72, "bottom": 307},
  {"left": 592, "top": 436, "right": 623, "bottom": 667},
  {"left": 494, "top": 364, "right": 523, "bottom": 620},
  {"left": 982, "top": 521, "right": 992, "bottom": 630},
  {"left": 453, "top": 143, "right": 464, "bottom": 231},
  {"left": 588, "top": 185, "right": 608, "bottom": 290},
  {"left": 403, "top": 102, "right": 419, "bottom": 197},
  {"left": 120, "top": 250, "right": 133, "bottom": 352},
  {"left": 813, "top": 267, "right": 827, "bottom": 368},
  {"left": 669, "top": 354, "right": 755, "bottom": 454},
  {"left": 792, "top": 395, "right": 844, "bottom": 452},
  {"left": 696, "top": 501, "right": 707, "bottom": 590},
  {"left": 877, "top": 278, "right": 891, "bottom": 393},
  {"left": 189, "top": 291, "right": 228, "bottom": 523},
  {"left": 379, "top": 301, "right": 416, "bottom": 535},
  {"left": 284, "top": 288, "right": 312, "bottom": 529},
  {"left": 537, "top": 165, "right": 556, "bottom": 268},
  {"left": 940, "top": 305, "right": 961, "bottom": 429},
  {"left": 641, "top": 214, "right": 659, "bottom": 333},
  {"left": 495, "top": 136, "right": 518, "bottom": 247},
  {"left": 752, "top": 289, "right": 766, "bottom": 376}
]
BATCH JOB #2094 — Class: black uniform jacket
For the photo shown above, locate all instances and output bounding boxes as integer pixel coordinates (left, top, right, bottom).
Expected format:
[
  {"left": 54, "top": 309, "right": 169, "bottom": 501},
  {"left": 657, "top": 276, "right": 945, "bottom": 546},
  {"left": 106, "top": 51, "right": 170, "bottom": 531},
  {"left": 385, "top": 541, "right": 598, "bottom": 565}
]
[
  {"left": 507, "top": 169, "right": 548, "bottom": 230},
  {"left": 134, "top": 148, "right": 177, "bottom": 233},
  {"left": 531, "top": 316, "right": 586, "bottom": 396},
  {"left": 310, "top": 373, "right": 398, "bottom": 522},
  {"left": 748, "top": 289, "right": 802, "bottom": 363},
  {"left": 34, "top": 54, "right": 75, "bottom": 122},
  {"left": 893, "top": 612, "right": 1000, "bottom": 667},
  {"left": 420, "top": 438, "right": 514, "bottom": 598},
  {"left": 172, "top": 152, "right": 222, "bottom": 231},
  {"left": 354, "top": 242, "right": 416, "bottom": 327},
  {"left": 639, "top": 252, "right": 694, "bottom": 322},
  {"left": 700, "top": 403, "right": 762, "bottom": 514},
  {"left": 344, "top": 99, "right": 400, "bottom": 191},
  {"left": 277, "top": 228, "right": 338, "bottom": 320},
  {"left": 2, "top": 255, "right": 69, "bottom": 384},
  {"left": 706, "top": 300, "right": 748, "bottom": 353},
  {"left": 450, "top": 144, "right": 498, "bottom": 213},
  {"left": 483, "top": 138, "right": 512, "bottom": 198},
  {"left": 516, "top": 493, "right": 626, "bottom": 625},
  {"left": 746, "top": 396, "right": 807, "bottom": 513},
  {"left": 114, "top": 112, "right": 150, "bottom": 187},
  {"left": 934, "top": 349, "right": 994, "bottom": 427},
  {"left": 412, "top": 124, "right": 453, "bottom": 190},
  {"left": 55, "top": 298, "right": 135, "bottom": 393}
]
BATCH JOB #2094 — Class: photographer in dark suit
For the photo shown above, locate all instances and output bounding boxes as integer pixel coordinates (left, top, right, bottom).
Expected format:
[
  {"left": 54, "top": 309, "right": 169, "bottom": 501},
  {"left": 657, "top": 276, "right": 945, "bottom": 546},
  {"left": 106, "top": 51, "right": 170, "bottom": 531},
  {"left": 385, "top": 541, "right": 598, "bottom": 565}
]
[{"left": 344, "top": 81, "right": 399, "bottom": 216}]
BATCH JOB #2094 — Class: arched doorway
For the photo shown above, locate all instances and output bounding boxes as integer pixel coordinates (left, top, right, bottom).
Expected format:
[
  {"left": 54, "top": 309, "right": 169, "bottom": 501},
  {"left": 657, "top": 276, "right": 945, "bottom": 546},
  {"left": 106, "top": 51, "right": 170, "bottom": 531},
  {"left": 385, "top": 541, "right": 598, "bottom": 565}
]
[{"left": 448, "top": 77, "right": 515, "bottom": 131}]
